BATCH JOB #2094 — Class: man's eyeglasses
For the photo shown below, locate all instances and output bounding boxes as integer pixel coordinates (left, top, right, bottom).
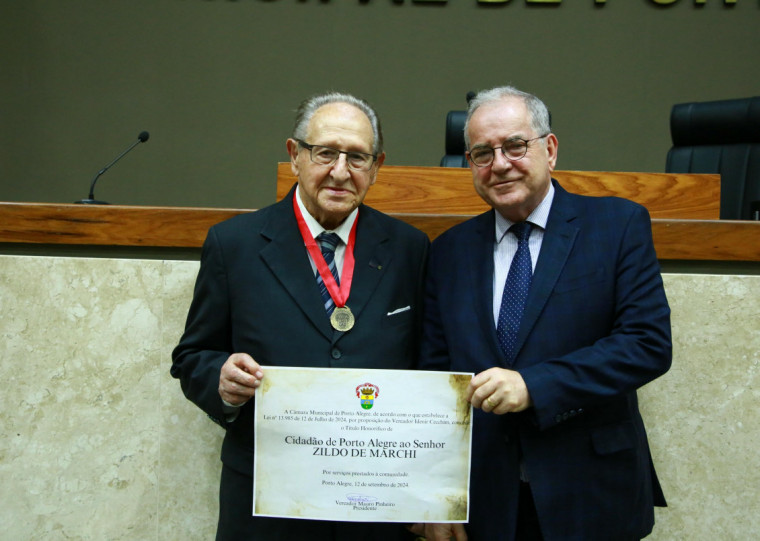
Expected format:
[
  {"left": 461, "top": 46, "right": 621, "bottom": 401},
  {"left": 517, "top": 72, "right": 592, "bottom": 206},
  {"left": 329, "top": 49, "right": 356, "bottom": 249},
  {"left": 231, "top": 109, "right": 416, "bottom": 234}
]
[
  {"left": 296, "top": 139, "right": 377, "bottom": 172},
  {"left": 467, "top": 133, "right": 550, "bottom": 168}
]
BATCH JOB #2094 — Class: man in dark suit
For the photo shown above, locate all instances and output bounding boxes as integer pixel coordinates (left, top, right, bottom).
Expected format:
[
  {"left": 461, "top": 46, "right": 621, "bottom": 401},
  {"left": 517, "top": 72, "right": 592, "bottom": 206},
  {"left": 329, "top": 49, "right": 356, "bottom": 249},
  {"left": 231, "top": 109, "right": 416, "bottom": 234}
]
[
  {"left": 171, "top": 92, "right": 429, "bottom": 541},
  {"left": 418, "top": 86, "right": 671, "bottom": 541}
]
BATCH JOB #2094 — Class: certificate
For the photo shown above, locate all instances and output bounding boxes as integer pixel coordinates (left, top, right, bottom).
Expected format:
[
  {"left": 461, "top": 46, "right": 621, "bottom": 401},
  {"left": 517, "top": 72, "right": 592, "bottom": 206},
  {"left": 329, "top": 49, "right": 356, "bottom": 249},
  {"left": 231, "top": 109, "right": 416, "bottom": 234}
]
[{"left": 253, "top": 366, "right": 472, "bottom": 523}]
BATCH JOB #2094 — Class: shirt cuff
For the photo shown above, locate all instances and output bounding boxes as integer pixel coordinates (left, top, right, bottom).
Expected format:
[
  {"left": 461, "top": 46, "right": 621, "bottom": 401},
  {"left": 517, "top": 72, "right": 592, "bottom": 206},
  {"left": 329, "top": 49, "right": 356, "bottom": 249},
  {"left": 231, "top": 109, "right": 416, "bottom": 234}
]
[{"left": 221, "top": 398, "right": 246, "bottom": 422}]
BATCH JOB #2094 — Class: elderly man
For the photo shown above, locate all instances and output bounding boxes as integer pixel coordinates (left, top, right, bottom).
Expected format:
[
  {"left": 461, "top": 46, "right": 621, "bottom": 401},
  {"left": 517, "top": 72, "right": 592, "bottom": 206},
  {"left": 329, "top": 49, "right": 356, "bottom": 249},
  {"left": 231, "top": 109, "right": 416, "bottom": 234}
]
[
  {"left": 172, "top": 92, "right": 429, "bottom": 541},
  {"left": 419, "top": 86, "right": 671, "bottom": 540}
]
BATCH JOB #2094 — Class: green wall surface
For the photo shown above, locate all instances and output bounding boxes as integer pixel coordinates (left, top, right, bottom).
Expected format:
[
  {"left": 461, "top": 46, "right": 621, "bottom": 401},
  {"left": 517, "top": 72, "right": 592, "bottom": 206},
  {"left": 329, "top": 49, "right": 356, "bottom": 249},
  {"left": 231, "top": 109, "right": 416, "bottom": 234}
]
[{"left": 1, "top": 0, "right": 758, "bottom": 209}]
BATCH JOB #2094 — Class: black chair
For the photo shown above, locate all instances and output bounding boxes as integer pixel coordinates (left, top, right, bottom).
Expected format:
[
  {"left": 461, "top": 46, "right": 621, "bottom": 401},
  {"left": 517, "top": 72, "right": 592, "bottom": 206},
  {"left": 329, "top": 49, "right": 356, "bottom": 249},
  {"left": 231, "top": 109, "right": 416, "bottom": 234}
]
[
  {"left": 440, "top": 110, "right": 467, "bottom": 167},
  {"left": 440, "top": 92, "right": 475, "bottom": 168},
  {"left": 666, "top": 96, "right": 760, "bottom": 220}
]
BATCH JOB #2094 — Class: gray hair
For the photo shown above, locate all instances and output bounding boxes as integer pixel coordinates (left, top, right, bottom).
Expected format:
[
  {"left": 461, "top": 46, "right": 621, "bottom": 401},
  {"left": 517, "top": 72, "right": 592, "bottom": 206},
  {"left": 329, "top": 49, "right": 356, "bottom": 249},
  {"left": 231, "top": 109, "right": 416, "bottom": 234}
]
[
  {"left": 464, "top": 86, "right": 552, "bottom": 149},
  {"left": 292, "top": 92, "right": 384, "bottom": 155}
]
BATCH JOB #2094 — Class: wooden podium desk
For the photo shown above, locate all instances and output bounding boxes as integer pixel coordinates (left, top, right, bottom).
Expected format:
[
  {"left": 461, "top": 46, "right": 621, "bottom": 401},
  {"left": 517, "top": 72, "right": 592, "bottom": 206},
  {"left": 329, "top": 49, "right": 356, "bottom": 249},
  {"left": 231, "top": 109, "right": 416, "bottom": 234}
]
[{"left": 1, "top": 165, "right": 758, "bottom": 264}]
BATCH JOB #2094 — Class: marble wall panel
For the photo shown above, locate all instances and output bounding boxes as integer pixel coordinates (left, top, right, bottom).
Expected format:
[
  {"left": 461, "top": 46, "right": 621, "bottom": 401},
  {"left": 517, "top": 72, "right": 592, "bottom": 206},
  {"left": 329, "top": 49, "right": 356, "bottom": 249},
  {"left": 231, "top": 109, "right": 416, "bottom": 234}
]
[
  {"left": 1, "top": 255, "right": 758, "bottom": 539},
  {"left": 0, "top": 256, "right": 164, "bottom": 539},
  {"left": 157, "top": 260, "right": 222, "bottom": 540},
  {"left": 642, "top": 274, "right": 760, "bottom": 540},
  {"left": 0, "top": 256, "right": 223, "bottom": 540}
]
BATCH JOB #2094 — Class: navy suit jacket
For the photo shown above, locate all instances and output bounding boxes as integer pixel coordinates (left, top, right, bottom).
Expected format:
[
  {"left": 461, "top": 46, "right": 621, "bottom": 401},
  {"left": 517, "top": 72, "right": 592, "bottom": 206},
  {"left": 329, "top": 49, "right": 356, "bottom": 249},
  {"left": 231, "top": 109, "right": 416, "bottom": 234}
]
[
  {"left": 420, "top": 180, "right": 671, "bottom": 541},
  {"left": 172, "top": 185, "right": 429, "bottom": 475}
]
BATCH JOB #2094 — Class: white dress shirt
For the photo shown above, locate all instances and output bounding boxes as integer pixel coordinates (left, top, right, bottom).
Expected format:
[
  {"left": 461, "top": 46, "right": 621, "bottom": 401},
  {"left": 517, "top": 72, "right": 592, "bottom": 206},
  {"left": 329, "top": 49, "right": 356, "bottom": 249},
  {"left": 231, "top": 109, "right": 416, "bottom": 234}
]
[{"left": 492, "top": 183, "right": 555, "bottom": 326}]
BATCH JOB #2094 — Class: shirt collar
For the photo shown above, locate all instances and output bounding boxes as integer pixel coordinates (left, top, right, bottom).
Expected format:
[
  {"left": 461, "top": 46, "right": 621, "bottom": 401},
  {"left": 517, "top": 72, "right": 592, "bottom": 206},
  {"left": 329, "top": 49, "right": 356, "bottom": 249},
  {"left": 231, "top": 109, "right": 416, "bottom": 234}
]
[
  {"left": 295, "top": 184, "right": 358, "bottom": 245},
  {"left": 495, "top": 181, "right": 555, "bottom": 243}
]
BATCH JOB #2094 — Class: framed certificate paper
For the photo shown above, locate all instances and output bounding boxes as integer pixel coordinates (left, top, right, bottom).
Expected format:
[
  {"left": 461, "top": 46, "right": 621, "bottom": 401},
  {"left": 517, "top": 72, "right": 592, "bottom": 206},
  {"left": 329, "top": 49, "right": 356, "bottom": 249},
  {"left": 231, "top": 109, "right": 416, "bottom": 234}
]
[{"left": 253, "top": 367, "right": 472, "bottom": 523}]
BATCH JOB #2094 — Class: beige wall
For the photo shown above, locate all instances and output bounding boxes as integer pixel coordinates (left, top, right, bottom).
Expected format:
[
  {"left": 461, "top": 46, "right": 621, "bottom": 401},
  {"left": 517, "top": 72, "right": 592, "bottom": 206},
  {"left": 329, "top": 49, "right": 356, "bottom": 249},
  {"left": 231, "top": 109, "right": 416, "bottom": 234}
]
[
  {"left": 0, "top": 253, "right": 758, "bottom": 539},
  {"left": 1, "top": 1, "right": 759, "bottom": 208}
]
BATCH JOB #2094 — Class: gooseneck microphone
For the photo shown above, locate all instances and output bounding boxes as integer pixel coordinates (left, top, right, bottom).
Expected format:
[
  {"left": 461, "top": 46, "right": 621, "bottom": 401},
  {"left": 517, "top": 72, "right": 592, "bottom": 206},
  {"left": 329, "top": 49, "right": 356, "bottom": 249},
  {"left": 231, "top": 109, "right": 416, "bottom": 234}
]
[{"left": 76, "top": 131, "right": 150, "bottom": 204}]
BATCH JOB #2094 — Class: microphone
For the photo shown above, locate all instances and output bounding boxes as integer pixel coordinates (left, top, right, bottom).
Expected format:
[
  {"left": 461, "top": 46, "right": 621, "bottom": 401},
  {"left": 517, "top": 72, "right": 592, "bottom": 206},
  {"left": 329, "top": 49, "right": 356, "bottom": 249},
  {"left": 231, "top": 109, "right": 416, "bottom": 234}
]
[{"left": 76, "top": 131, "right": 150, "bottom": 204}]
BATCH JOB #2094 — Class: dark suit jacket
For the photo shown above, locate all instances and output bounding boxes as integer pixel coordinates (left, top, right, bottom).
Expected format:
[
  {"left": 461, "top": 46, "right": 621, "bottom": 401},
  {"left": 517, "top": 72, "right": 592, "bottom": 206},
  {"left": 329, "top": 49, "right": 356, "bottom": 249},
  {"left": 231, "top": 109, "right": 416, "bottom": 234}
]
[
  {"left": 420, "top": 180, "right": 671, "bottom": 541},
  {"left": 171, "top": 186, "right": 429, "bottom": 531}
]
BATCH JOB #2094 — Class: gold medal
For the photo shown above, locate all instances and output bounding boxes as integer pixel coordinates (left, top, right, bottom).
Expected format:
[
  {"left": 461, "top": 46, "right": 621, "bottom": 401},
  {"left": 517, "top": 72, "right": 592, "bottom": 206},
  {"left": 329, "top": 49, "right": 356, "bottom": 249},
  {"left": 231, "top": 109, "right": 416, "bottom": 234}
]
[{"left": 330, "top": 306, "right": 355, "bottom": 332}]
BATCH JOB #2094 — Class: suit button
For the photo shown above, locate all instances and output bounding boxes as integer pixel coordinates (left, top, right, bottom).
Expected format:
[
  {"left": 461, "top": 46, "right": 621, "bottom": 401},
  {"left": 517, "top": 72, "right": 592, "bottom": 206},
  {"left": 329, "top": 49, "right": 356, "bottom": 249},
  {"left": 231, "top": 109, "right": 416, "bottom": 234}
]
[{"left": 331, "top": 348, "right": 342, "bottom": 360}]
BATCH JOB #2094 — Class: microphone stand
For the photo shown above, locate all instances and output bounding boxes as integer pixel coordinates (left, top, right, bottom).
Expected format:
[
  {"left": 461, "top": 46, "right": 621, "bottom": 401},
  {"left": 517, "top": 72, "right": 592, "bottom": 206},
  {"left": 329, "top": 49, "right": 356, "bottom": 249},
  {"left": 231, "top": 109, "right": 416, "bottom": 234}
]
[{"left": 76, "top": 133, "right": 148, "bottom": 204}]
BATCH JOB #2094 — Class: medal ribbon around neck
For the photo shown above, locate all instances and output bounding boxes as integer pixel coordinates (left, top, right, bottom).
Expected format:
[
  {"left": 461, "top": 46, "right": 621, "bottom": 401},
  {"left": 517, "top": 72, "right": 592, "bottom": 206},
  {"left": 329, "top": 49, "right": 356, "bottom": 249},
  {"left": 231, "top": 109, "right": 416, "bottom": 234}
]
[{"left": 293, "top": 192, "right": 357, "bottom": 311}]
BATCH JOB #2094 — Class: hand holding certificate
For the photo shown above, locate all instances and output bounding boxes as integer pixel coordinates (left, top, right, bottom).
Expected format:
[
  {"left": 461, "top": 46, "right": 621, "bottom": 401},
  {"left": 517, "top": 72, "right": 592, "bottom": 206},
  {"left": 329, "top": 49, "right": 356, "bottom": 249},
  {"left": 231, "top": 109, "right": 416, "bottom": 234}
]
[{"left": 253, "top": 367, "right": 473, "bottom": 523}]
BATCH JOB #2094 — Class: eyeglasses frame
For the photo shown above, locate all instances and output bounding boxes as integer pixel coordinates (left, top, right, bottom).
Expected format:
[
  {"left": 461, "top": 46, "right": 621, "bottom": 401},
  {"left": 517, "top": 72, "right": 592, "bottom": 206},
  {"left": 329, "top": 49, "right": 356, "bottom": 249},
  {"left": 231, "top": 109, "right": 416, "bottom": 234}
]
[
  {"left": 295, "top": 138, "right": 378, "bottom": 172},
  {"left": 467, "top": 133, "right": 551, "bottom": 168}
]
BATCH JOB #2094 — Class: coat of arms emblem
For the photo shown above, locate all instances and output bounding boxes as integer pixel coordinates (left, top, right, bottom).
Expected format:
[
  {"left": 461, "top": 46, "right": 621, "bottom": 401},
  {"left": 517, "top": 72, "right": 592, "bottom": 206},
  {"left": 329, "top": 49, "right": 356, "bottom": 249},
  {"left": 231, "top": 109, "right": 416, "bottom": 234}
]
[{"left": 356, "top": 383, "right": 379, "bottom": 410}]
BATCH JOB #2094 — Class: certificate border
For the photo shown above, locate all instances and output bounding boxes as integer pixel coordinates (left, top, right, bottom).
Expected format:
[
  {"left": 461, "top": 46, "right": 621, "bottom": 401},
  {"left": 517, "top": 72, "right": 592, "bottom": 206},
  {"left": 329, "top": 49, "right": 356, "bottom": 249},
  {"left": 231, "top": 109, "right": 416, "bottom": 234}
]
[{"left": 252, "top": 366, "right": 473, "bottom": 523}]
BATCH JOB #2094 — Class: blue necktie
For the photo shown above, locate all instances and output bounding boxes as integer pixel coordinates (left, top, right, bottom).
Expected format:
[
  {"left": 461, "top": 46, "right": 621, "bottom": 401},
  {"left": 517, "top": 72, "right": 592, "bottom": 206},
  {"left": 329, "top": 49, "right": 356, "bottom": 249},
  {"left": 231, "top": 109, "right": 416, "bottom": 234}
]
[
  {"left": 496, "top": 222, "right": 533, "bottom": 363},
  {"left": 316, "top": 232, "right": 341, "bottom": 315}
]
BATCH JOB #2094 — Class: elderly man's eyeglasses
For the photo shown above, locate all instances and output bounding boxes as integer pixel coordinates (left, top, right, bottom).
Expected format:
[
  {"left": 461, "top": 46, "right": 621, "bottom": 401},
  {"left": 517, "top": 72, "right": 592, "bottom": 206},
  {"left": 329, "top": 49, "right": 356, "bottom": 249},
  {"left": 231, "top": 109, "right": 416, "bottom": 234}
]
[
  {"left": 467, "top": 133, "right": 550, "bottom": 168},
  {"left": 296, "top": 139, "right": 377, "bottom": 172}
]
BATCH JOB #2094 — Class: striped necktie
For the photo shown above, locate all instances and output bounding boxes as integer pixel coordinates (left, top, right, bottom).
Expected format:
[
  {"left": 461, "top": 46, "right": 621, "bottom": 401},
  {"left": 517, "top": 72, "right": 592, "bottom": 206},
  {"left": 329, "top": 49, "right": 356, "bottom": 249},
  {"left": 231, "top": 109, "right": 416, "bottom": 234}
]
[
  {"left": 316, "top": 232, "right": 341, "bottom": 315},
  {"left": 496, "top": 222, "right": 533, "bottom": 364}
]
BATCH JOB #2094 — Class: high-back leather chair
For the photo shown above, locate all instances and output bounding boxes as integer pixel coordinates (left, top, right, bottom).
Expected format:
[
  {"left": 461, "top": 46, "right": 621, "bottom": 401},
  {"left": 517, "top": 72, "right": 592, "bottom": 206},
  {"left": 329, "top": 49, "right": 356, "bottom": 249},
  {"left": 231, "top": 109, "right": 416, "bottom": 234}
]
[
  {"left": 440, "top": 110, "right": 468, "bottom": 167},
  {"left": 440, "top": 92, "right": 475, "bottom": 168},
  {"left": 666, "top": 96, "right": 760, "bottom": 220}
]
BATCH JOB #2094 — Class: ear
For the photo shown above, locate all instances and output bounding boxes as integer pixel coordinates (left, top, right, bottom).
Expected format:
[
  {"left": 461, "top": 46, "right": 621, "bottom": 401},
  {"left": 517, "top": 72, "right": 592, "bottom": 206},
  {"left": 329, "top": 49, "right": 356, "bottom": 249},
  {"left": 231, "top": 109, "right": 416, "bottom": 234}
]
[
  {"left": 546, "top": 133, "right": 558, "bottom": 171},
  {"left": 466, "top": 152, "right": 478, "bottom": 175},
  {"left": 368, "top": 152, "right": 385, "bottom": 185},
  {"left": 286, "top": 138, "right": 300, "bottom": 177}
]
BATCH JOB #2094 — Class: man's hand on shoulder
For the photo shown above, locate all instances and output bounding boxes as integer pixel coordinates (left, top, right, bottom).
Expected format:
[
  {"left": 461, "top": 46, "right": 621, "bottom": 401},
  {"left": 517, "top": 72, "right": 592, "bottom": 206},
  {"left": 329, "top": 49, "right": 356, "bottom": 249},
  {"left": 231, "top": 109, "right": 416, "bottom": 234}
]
[{"left": 219, "top": 353, "right": 263, "bottom": 406}]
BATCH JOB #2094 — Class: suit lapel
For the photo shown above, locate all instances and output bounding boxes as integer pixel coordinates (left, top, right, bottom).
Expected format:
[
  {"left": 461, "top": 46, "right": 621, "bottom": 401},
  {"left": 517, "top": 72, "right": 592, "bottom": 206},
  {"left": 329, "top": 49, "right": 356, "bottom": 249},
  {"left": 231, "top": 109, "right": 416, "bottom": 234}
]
[
  {"left": 515, "top": 181, "right": 579, "bottom": 362},
  {"left": 259, "top": 187, "right": 334, "bottom": 340},
  {"left": 470, "top": 211, "right": 507, "bottom": 366},
  {"left": 259, "top": 197, "right": 392, "bottom": 344},
  {"left": 343, "top": 206, "right": 389, "bottom": 334}
]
